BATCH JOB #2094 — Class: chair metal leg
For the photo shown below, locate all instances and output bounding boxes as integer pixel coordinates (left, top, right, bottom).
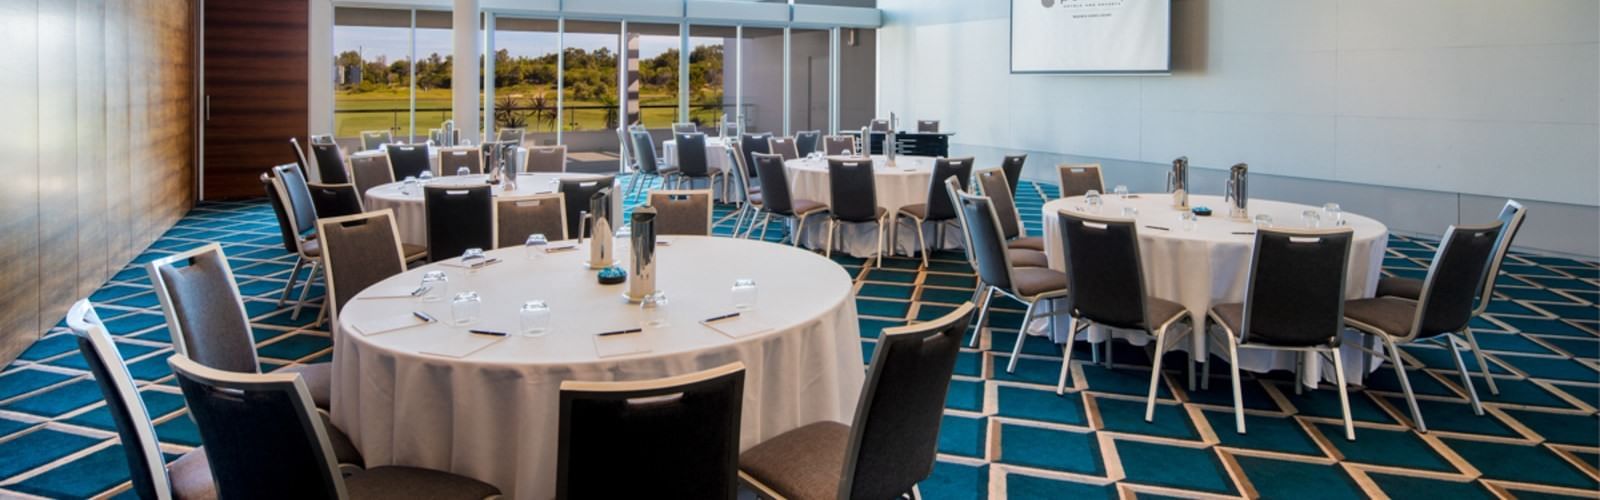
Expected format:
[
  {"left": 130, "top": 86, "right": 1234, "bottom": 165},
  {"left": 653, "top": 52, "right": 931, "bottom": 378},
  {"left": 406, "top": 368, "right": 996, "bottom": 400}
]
[
  {"left": 1446, "top": 333, "right": 1485, "bottom": 416},
  {"left": 1462, "top": 327, "right": 1499, "bottom": 395},
  {"left": 1106, "top": 336, "right": 1115, "bottom": 368},
  {"left": 1228, "top": 338, "right": 1244, "bottom": 434},
  {"left": 1294, "top": 352, "right": 1305, "bottom": 395},
  {"left": 969, "top": 286, "right": 995, "bottom": 348},
  {"left": 825, "top": 219, "right": 837, "bottom": 258},
  {"left": 914, "top": 218, "right": 929, "bottom": 268},
  {"left": 1091, "top": 338, "right": 1101, "bottom": 365},
  {"left": 757, "top": 213, "right": 773, "bottom": 242},
  {"left": 1006, "top": 299, "right": 1038, "bottom": 373},
  {"left": 1187, "top": 329, "right": 1197, "bottom": 391},
  {"left": 1057, "top": 315, "right": 1079, "bottom": 395},
  {"left": 1381, "top": 334, "right": 1427, "bottom": 432},
  {"left": 1331, "top": 347, "right": 1356, "bottom": 441},
  {"left": 278, "top": 256, "right": 306, "bottom": 306},
  {"left": 911, "top": 485, "right": 922, "bottom": 500},
  {"left": 1145, "top": 325, "right": 1170, "bottom": 422},
  {"left": 292, "top": 261, "right": 320, "bottom": 320},
  {"left": 792, "top": 214, "right": 810, "bottom": 247},
  {"left": 874, "top": 217, "right": 887, "bottom": 268},
  {"left": 1200, "top": 333, "right": 1213, "bottom": 391}
]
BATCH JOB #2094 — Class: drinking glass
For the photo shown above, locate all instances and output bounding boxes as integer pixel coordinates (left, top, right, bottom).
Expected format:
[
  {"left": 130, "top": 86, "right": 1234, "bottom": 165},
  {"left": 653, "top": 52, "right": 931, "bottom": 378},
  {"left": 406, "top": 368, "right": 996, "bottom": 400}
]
[
  {"left": 418, "top": 171, "right": 434, "bottom": 183},
  {"left": 450, "top": 291, "right": 481, "bottom": 326},
  {"left": 1301, "top": 209, "right": 1322, "bottom": 229},
  {"left": 519, "top": 300, "right": 551, "bottom": 337},
  {"left": 731, "top": 279, "right": 759, "bottom": 311},
  {"left": 1113, "top": 185, "right": 1130, "bottom": 199},
  {"left": 1179, "top": 211, "right": 1198, "bottom": 232},
  {"left": 1084, "top": 190, "right": 1103, "bottom": 213},
  {"left": 456, "top": 166, "right": 471, "bottom": 177},
  {"left": 419, "top": 271, "right": 448, "bottom": 302},
  {"left": 1323, "top": 203, "right": 1344, "bottom": 226},
  {"left": 1254, "top": 214, "right": 1274, "bottom": 228},
  {"left": 524, "top": 234, "right": 548, "bottom": 259},
  {"left": 401, "top": 176, "right": 419, "bottom": 195},
  {"left": 461, "top": 248, "right": 487, "bottom": 269},
  {"left": 1121, "top": 206, "right": 1139, "bottom": 218},
  {"left": 639, "top": 291, "right": 670, "bottom": 329}
]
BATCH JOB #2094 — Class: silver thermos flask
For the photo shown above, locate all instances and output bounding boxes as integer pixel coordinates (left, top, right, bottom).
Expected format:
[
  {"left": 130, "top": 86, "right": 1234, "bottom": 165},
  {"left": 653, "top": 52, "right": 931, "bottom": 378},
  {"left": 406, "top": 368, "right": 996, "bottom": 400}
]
[
  {"left": 1225, "top": 163, "right": 1249, "bottom": 220},
  {"left": 1166, "top": 156, "right": 1190, "bottom": 210},
  {"left": 625, "top": 206, "right": 658, "bottom": 302},
  {"left": 582, "top": 188, "right": 614, "bottom": 269}
]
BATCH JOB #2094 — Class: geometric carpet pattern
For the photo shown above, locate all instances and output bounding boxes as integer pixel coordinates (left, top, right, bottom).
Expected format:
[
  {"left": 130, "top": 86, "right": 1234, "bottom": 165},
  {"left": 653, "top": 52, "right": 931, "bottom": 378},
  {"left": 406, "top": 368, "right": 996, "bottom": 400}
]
[{"left": 0, "top": 178, "right": 1595, "bottom": 499}]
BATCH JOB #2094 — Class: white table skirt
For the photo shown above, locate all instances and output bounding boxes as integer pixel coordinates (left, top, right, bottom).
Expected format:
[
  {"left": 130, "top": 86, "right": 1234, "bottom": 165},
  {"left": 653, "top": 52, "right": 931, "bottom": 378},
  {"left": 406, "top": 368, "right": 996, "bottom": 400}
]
[
  {"left": 661, "top": 139, "right": 732, "bottom": 172},
  {"left": 1037, "top": 194, "right": 1390, "bottom": 386},
  {"left": 363, "top": 173, "right": 609, "bottom": 247},
  {"left": 347, "top": 146, "right": 529, "bottom": 179},
  {"left": 782, "top": 155, "right": 962, "bottom": 258},
  {"left": 331, "top": 236, "right": 864, "bottom": 499}
]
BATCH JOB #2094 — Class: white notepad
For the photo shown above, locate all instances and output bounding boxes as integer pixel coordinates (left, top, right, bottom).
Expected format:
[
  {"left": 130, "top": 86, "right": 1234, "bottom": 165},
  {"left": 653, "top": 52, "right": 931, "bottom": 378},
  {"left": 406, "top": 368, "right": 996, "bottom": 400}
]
[
  {"left": 700, "top": 315, "right": 773, "bottom": 339},
  {"left": 593, "top": 332, "right": 652, "bottom": 358},
  {"left": 544, "top": 242, "right": 579, "bottom": 253},
  {"left": 358, "top": 285, "right": 422, "bottom": 300},
  {"left": 350, "top": 314, "right": 433, "bottom": 336},
  {"left": 419, "top": 333, "right": 504, "bottom": 359},
  {"left": 437, "top": 257, "right": 503, "bottom": 270}
]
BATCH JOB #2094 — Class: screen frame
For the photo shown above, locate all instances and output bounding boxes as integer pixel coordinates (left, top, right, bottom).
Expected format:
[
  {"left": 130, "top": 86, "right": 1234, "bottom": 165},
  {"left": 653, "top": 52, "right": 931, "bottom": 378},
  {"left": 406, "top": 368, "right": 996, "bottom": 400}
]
[{"left": 1008, "top": 0, "right": 1173, "bottom": 75}]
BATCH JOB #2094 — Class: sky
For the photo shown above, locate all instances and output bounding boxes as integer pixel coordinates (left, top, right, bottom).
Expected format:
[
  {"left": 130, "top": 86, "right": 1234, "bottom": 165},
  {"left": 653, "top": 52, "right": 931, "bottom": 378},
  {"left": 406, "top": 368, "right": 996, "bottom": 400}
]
[{"left": 334, "top": 25, "right": 723, "bottom": 63}]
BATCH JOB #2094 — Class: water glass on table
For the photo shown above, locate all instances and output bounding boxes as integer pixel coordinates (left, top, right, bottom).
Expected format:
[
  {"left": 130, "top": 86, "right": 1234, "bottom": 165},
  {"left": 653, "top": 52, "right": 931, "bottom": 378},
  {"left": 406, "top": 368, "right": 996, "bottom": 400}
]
[
  {"left": 1179, "top": 211, "right": 1198, "bottom": 232},
  {"left": 419, "top": 271, "right": 449, "bottom": 302},
  {"left": 519, "top": 300, "right": 551, "bottom": 337},
  {"left": 1323, "top": 203, "right": 1344, "bottom": 226},
  {"left": 731, "top": 279, "right": 759, "bottom": 311},
  {"left": 640, "top": 292, "right": 670, "bottom": 329},
  {"left": 1113, "top": 185, "right": 1130, "bottom": 199},
  {"left": 1084, "top": 190, "right": 1103, "bottom": 213},
  {"left": 1121, "top": 206, "right": 1139, "bottom": 218},
  {"left": 1301, "top": 210, "right": 1322, "bottom": 229},
  {"left": 461, "top": 248, "right": 487, "bottom": 270},
  {"left": 1254, "top": 214, "right": 1274, "bottom": 228},
  {"left": 401, "top": 176, "right": 419, "bottom": 195},
  {"left": 524, "top": 234, "right": 548, "bottom": 259},
  {"left": 451, "top": 291, "right": 482, "bottom": 326},
  {"left": 418, "top": 171, "right": 434, "bottom": 183},
  {"left": 456, "top": 166, "right": 472, "bottom": 177}
]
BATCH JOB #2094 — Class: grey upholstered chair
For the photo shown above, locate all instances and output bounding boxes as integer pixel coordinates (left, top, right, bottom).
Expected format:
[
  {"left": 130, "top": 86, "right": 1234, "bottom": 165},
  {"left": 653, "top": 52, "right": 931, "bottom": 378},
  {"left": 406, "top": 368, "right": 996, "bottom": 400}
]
[
  {"left": 494, "top": 193, "right": 568, "bottom": 248},
  {"left": 1344, "top": 222, "right": 1504, "bottom": 432},
  {"left": 1056, "top": 163, "right": 1106, "bottom": 198},
  {"left": 739, "top": 303, "right": 975, "bottom": 500},
  {"left": 825, "top": 158, "right": 889, "bottom": 266},
  {"left": 311, "top": 143, "right": 352, "bottom": 184},
  {"left": 386, "top": 145, "right": 433, "bottom": 180},
  {"left": 1001, "top": 154, "right": 1027, "bottom": 196},
  {"left": 359, "top": 130, "right": 392, "bottom": 151},
  {"left": 868, "top": 119, "right": 890, "bottom": 132},
  {"left": 423, "top": 185, "right": 494, "bottom": 261},
  {"left": 795, "top": 130, "right": 821, "bottom": 156},
  {"left": 559, "top": 177, "right": 616, "bottom": 238},
  {"left": 349, "top": 154, "right": 394, "bottom": 198},
  {"left": 169, "top": 356, "right": 498, "bottom": 500},
  {"left": 749, "top": 153, "right": 827, "bottom": 244},
  {"left": 1373, "top": 199, "right": 1525, "bottom": 398},
  {"left": 1053, "top": 211, "right": 1193, "bottom": 422},
  {"left": 821, "top": 135, "right": 857, "bottom": 156},
  {"left": 916, "top": 120, "right": 939, "bottom": 133},
  {"left": 895, "top": 156, "right": 974, "bottom": 267},
  {"left": 673, "top": 132, "right": 721, "bottom": 192},
  {"left": 975, "top": 167, "right": 1046, "bottom": 252},
  {"left": 438, "top": 146, "right": 482, "bottom": 175},
  {"left": 648, "top": 189, "right": 714, "bottom": 236},
  {"left": 289, "top": 137, "right": 312, "bottom": 178},
  {"left": 307, "top": 182, "right": 365, "bottom": 219},
  {"left": 670, "top": 122, "right": 698, "bottom": 134},
  {"left": 558, "top": 362, "right": 745, "bottom": 499},
  {"left": 316, "top": 210, "right": 409, "bottom": 323},
  {"left": 721, "top": 142, "right": 763, "bottom": 237},
  {"left": 262, "top": 172, "right": 298, "bottom": 254},
  {"left": 1204, "top": 227, "right": 1357, "bottom": 440},
  {"left": 65, "top": 300, "right": 215, "bottom": 500},
  {"left": 739, "top": 133, "right": 773, "bottom": 182},
  {"left": 497, "top": 127, "right": 526, "bottom": 145},
  {"left": 525, "top": 145, "right": 567, "bottom": 173},
  {"left": 768, "top": 136, "right": 800, "bottom": 161},
  {"left": 629, "top": 129, "right": 678, "bottom": 197},
  {"left": 269, "top": 164, "right": 324, "bottom": 319},
  {"left": 954, "top": 189, "right": 1068, "bottom": 371}
]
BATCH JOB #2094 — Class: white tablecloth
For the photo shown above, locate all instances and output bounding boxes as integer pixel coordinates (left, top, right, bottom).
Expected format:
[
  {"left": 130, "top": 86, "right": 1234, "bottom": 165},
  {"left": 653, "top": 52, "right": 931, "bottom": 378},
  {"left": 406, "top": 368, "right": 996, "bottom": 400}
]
[
  {"left": 782, "top": 155, "right": 963, "bottom": 258},
  {"left": 363, "top": 173, "right": 610, "bottom": 247},
  {"left": 1039, "top": 194, "right": 1390, "bottom": 386},
  {"left": 331, "top": 236, "right": 864, "bottom": 499},
  {"left": 661, "top": 138, "right": 731, "bottom": 172},
  {"left": 348, "top": 146, "right": 529, "bottom": 179}
]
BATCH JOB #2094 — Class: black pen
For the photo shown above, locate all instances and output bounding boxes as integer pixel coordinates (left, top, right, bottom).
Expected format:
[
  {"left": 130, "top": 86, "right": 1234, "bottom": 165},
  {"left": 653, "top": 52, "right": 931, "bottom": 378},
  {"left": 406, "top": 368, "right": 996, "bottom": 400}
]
[
  {"left": 702, "top": 312, "right": 741, "bottom": 323},
  {"left": 1144, "top": 225, "right": 1171, "bottom": 231},
  {"left": 1231, "top": 231, "right": 1255, "bottom": 235},
  {"left": 413, "top": 311, "right": 437, "bottom": 323},
  {"left": 597, "top": 328, "right": 643, "bottom": 337},
  {"left": 470, "top": 258, "right": 502, "bottom": 268},
  {"left": 546, "top": 245, "right": 578, "bottom": 253},
  {"left": 469, "top": 329, "right": 507, "bottom": 337}
]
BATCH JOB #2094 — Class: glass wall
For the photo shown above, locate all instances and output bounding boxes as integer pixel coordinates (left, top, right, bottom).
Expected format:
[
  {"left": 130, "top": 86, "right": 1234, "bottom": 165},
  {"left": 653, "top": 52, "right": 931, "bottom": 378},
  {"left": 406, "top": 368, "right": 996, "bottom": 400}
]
[
  {"left": 492, "top": 17, "right": 561, "bottom": 145},
  {"left": 332, "top": 8, "right": 414, "bottom": 145},
  {"left": 562, "top": 20, "right": 621, "bottom": 171},
  {"left": 628, "top": 23, "right": 681, "bottom": 129},
  {"left": 687, "top": 25, "right": 734, "bottom": 130},
  {"left": 412, "top": 10, "right": 454, "bottom": 143}
]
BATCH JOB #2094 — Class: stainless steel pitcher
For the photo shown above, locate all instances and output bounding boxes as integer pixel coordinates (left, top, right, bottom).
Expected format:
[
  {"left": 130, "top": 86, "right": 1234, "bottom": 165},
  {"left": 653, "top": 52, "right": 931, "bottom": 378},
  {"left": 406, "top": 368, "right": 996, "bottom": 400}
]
[
  {"left": 580, "top": 188, "right": 614, "bottom": 269},
  {"left": 1166, "top": 156, "right": 1190, "bottom": 210},
  {"left": 625, "top": 206, "right": 658, "bottom": 302},
  {"left": 1225, "top": 163, "right": 1249, "bottom": 220}
]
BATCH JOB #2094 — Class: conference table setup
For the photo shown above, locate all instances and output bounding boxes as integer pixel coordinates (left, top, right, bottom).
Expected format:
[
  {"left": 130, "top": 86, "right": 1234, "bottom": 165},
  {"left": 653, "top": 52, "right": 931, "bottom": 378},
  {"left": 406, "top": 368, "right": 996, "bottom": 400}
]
[
  {"left": 783, "top": 153, "right": 965, "bottom": 257},
  {"left": 362, "top": 172, "right": 617, "bottom": 247},
  {"left": 661, "top": 137, "right": 734, "bottom": 173},
  {"left": 330, "top": 235, "right": 864, "bottom": 499},
  {"left": 349, "top": 144, "right": 531, "bottom": 176}
]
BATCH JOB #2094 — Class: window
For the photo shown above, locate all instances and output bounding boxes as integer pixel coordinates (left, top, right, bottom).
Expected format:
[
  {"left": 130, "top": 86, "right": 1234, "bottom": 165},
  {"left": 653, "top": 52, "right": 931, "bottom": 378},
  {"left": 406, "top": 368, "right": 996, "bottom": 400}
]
[
  {"left": 332, "top": 8, "right": 413, "bottom": 144},
  {"left": 413, "top": 10, "right": 454, "bottom": 143},
  {"left": 688, "top": 25, "right": 734, "bottom": 130},
  {"left": 628, "top": 22, "right": 681, "bottom": 130},
  {"left": 492, "top": 17, "right": 561, "bottom": 143},
  {"left": 562, "top": 20, "right": 621, "bottom": 169}
]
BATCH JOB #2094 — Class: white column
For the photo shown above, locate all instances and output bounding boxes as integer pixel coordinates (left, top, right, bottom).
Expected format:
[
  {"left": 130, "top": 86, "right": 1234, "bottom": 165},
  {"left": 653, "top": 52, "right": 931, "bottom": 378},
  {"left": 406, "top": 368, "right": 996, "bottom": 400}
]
[
  {"left": 482, "top": 13, "right": 495, "bottom": 142},
  {"left": 307, "top": 0, "right": 334, "bottom": 136},
  {"left": 452, "top": 0, "right": 481, "bottom": 143}
]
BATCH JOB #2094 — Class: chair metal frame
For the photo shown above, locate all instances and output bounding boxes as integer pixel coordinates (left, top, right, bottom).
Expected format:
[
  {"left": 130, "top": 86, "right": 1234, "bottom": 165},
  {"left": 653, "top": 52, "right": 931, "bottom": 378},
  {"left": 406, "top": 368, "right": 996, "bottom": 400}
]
[{"left": 951, "top": 188, "right": 1068, "bottom": 373}]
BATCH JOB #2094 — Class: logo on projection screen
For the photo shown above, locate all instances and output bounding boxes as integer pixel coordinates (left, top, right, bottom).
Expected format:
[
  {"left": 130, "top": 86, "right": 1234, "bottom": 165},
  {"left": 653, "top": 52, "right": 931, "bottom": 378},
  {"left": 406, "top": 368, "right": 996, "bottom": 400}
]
[{"left": 1040, "top": 0, "right": 1055, "bottom": 7}]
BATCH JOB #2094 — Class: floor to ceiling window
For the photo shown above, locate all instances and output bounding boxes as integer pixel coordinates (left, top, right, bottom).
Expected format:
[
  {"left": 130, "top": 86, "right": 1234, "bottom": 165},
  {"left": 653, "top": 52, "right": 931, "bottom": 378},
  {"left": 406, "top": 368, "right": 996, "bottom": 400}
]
[
  {"left": 687, "top": 25, "right": 733, "bottom": 131},
  {"left": 332, "top": 8, "right": 414, "bottom": 144},
  {"left": 492, "top": 17, "right": 561, "bottom": 145},
  {"left": 627, "top": 22, "right": 682, "bottom": 130},
  {"left": 561, "top": 20, "right": 621, "bottom": 171},
  {"left": 789, "top": 28, "right": 830, "bottom": 136},
  {"left": 412, "top": 10, "right": 454, "bottom": 144}
]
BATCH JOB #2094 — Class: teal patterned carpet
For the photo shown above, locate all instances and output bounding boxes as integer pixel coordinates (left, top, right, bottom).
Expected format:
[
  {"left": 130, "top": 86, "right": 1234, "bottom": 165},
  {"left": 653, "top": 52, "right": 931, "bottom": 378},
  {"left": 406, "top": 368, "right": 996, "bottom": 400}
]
[{"left": 0, "top": 177, "right": 1595, "bottom": 498}]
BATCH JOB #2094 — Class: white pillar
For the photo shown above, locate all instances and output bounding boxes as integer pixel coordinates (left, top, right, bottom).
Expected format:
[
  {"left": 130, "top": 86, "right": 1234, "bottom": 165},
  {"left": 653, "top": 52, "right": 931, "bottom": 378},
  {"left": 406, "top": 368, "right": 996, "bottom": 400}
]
[{"left": 452, "top": 0, "right": 481, "bottom": 143}]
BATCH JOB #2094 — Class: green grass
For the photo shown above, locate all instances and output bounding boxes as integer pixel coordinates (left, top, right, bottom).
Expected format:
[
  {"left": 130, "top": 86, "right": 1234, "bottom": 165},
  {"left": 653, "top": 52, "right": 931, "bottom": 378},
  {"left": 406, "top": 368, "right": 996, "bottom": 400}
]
[{"left": 334, "top": 85, "right": 726, "bottom": 140}]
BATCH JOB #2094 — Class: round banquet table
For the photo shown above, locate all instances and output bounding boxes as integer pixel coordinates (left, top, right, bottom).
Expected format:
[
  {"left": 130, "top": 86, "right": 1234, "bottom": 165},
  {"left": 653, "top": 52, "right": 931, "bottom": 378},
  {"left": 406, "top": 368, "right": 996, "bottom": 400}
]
[
  {"left": 331, "top": 236, "right": 864, "bottom": 499},
  {"left": 348, "top": 146, "right": 529, "bottom": 178},
  {"left": 363, "top": 172, "right": 611, "bottom": 247},
  {"left": 1038, "top": 194, "right": 1390, "bottom": 386},
  {"left": 783, "top": 154, "right": 962, "bottom": 257},
  {"left": 661, "top": 138, "right": 732, "bottom": 172}
]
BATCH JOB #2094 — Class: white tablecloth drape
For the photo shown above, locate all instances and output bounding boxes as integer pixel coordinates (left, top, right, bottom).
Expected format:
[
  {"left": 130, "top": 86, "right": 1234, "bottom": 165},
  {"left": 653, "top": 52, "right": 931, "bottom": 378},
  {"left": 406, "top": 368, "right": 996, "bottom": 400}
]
[
  {"left": 1038, "top": 194, "right": 1390, "bottom": 386},
  {"left": 331, "top": 236, "right": 864, "bottom": 499},
  {"left": 782, "top": 155, "right": 963, "bottom": 258},
  {"left": 661, "top": 138, "right": 732, "bottom": 172},
  {"left": 348, "top": 146, "right": 528, "bottom": 179},
  {"left": 363, "top": 173, "right": 609, "bottom": 247}
]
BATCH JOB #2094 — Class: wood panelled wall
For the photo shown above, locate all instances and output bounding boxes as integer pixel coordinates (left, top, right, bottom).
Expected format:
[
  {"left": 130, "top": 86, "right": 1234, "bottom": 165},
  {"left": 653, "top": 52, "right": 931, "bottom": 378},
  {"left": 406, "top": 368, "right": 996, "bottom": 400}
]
[{"left": 0, "top": 0, "right": 196, "bottom": 363}]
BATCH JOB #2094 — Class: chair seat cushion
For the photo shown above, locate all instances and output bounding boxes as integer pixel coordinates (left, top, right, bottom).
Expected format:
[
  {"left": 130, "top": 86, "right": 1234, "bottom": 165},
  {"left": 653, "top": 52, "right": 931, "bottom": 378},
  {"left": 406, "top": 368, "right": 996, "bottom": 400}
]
[
  {"left": 168, "top": 448, "right": 217, "bottom": 500},
  {"left": 280, "top": 363, "right": 333, "bottom": 409},
  {"left": 401, "top": 243, "right": 428, "bottom": 261},
  {"left": 319, "top": 411, "right": 365, "bottom": 468},
  {"left": 1012, "top": 267, "right": 1068, "bottom": 298},
  {"left": 1344, "top": 297, "right": 1417, "bottom": 338},
  {"left": 747, "top": 192, "right": 764, "bottom": 207},
  {"left": 791, "top": 199, "right": 827, "bottom": 216},
  {"left": 739, "top": 421, "right": 849, "bottom": 500},
  {"left": 1008, "top": 236, "right": 1045, "bottom": 251},
  {"left": 302, "top": 238, "right": 321, "bottom": 257},
  {"left": 832, "top": 207, "right": 887, "bottom": 223},
  {"left": 344, "top": 466, "right": 501, "bottom": 500},
  {"left": 1211, "top": 302, "right": 1245, "bottom": 339},
  {"left": 898, "top": 203, "right": 927, "bottom": 219},
  {"left": 1375, "top": 276, "right": 1423, "bottom": 300},
  {"left": 1145, "top": 296, "right": 1189, "bottom": 330},
  {"left": 1008, "top": 249, "right": 1048, "bottom": 268}
]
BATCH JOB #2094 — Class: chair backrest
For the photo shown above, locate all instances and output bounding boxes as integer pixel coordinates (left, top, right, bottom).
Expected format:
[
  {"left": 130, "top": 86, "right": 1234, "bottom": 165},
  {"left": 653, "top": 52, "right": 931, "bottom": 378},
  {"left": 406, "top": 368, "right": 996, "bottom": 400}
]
[
  {"left": 1001, "top": 154, "right": 1026, "bottom": 196},
  {"left": 494, "top": 193, "right": 567, "bottom": 248},
  {"left": 556, "top": 363, "right": 745, "bottom": 500},
  {"left": 359, "top": 130, "right": 392, "bottom": 151},
  {"left": 630, "top": 130, "right": 661, "bottom": 174},
  {"left": 670, "top": 122, "right": 698, "bottom": 134},
  {"left": 1057, "top": 163, "right": 1105, "bottom": 198},
  {"left": 822, "top": 135, "right": 857, "bottom": 156},
  {"left": 438, "top": 146, "right": 482, "bottom": 175},
  {"left": 309, "top": 134, "right": 335, "bottom": 145},
  {"left": 725, "top": 141, "right": 752, "bottom": 194},
  {"left": 526, "top": 145, "right": 567, "bottom": 173},
  {"left": 944, "top": 177, "right": 979, "bottom": 269},
  {"left": 261, "top": 173, "right": 298, "bottom": 254},
  {"left": 675, "top": 133, "right": 711, "bottom": 178},
  {"left": 65, "top": 300, "right": 174, "bottom": 500},
  {"left": 648, "top": 190, "right": 713, "bottom": 236},
  {"left": 827, "top": 158, "right": 879, "bottom": 223},
  {"left": 751, "top": 153, "right": 797, "bottom": 215},
  {"left": 387, "top": 145, "right": 433, "bottom": 180},
  {"left": 271, "top": 164, "right": 319, "bottom": 245},
  {"left": 768, "top": 137, "right": 800, "bottom": 161},
  {"left": 916, "top": 120, "right": 939, "bottom": 133},
  {"left": 497, "top": 127, "right": 526, "bottom": 145},
  {"left": 953, "top": 190, "right": 1015, "bottom": 290},
  {"left": 739, "top": 133, "right": 771, "bottom": 177},
  {"left": 289, "top": 137, "right": 311, "bottom": 179},
  {"left": 307, "top": 183, "right": 365, "bottom": 219},
  {"left": 925, "top": 157, "right": 974, "bottom": 222},
  {"left": 424, "top": 185, "right": 494, "bottom": 261},
  {"left": 317, "top": 210, "right": 407, "bottom": 321},
  {"left": 869, "top": 119, "right": 890, "bottom": 132},
  {"left": 169, "top": 356, "right": 347, "bottom": 499},
  {"left": 974, "top": 168, "right": 1022, "bottom": 239},
  {"left": 1474, "top": 200, "right": 1528, "bottom": 315},
  {"left": 616, "top": 127, "right": 634, "bottom": 172},
  {"left": 310, "top": 143, "right": 350, "bottom": 184},
  {"left": 146, "top": 243, "right": 258, "bottom": 373},
  {"left": 349, "top": 154, "right": 395, "bottom": 198},
  {"left": 795, "top": 130, "right": 821, "bottom": 155},
  {"left": 1057, "top": 211, "right": 1150, "bottom": 329},
  {"left": 1410, "top": 222, "right": 1504, "bottom": 339},
  {"left": 559, "top": 176, "right": 616, "bottom": 238},
  {"left": 838, "top": 303, "right": 975, "bottom": 499},
  {"left": 1240, "top": 227, "right": 1354, "bottom": 347}
]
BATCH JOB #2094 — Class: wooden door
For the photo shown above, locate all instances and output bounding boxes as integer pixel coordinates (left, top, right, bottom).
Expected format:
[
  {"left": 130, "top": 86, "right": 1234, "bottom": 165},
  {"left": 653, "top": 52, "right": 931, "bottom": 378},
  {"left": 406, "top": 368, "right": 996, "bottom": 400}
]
[{"left": 202, "top": 0, "right": 307, "bottom": 199}]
